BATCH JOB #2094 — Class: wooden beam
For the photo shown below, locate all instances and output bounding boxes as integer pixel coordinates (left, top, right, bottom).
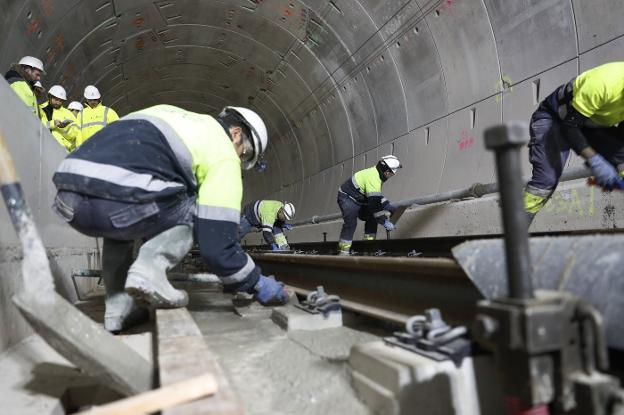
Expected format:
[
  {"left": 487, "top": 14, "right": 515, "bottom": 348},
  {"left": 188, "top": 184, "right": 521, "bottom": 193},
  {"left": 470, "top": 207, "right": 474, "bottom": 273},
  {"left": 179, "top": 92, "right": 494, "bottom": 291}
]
[{"left": 157, "top": 308, "right": 245, "bottom": 415}]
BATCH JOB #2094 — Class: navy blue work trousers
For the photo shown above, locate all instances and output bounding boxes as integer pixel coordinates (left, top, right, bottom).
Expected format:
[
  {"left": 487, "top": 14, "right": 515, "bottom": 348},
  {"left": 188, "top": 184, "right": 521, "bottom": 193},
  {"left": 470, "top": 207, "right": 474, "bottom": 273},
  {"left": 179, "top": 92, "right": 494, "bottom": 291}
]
[
  {"left": 52, "top": 190, "right": 195, "bottom": 241},
  {"left": 527, "top": 90, "right": 624, "bottom": 194},
  {"left": 337, "top": 192, "right": 378, "bottom": 241}
]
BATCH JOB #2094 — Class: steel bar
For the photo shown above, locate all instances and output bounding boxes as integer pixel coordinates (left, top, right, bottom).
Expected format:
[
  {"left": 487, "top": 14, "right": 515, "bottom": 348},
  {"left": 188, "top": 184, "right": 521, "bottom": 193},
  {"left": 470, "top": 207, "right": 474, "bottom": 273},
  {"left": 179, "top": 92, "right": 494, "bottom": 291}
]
[{"left": 251, "top": 253, "right": 481, "bottom": 325}]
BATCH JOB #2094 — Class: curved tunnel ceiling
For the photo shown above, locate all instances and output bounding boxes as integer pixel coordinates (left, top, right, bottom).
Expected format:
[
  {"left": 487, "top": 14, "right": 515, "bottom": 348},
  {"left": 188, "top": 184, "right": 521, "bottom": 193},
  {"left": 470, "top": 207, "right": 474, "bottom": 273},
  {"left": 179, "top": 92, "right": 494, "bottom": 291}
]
[{"left": 1, "top": 0, "right": 623, "bottom": 222}]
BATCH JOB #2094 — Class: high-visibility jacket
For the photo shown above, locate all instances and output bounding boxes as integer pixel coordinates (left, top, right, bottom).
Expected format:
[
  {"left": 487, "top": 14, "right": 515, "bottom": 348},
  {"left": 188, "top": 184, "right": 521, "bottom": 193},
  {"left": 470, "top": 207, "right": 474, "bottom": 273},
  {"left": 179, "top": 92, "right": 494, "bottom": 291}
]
[
  {"left": 53, "top": 105, "right": 259, "bottom": 292},
  {"left": 4, "top": 70, "right": 39, "bottom": 117},
  {"left": 78, "top": 103, "right": 118, "bottom": 145},
  {"left": 571, "top": 61, "right": 624, "bottom": 127},
  {"left": 41, "top": 103, "right": 80, "bottom": 151},
  {"left": 242, "top": 200, "right": 288, "bottom": 246},
  {"left": 339, "top": 165, "right": 391, "bottom": 217}
]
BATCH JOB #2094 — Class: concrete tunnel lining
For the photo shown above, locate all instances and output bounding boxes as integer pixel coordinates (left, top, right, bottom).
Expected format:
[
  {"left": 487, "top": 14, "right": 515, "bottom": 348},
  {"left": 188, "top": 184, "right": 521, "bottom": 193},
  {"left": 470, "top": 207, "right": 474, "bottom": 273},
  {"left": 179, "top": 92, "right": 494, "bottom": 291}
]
[{"left": 1, "top": 0, "right": 624, "bottom": 407}]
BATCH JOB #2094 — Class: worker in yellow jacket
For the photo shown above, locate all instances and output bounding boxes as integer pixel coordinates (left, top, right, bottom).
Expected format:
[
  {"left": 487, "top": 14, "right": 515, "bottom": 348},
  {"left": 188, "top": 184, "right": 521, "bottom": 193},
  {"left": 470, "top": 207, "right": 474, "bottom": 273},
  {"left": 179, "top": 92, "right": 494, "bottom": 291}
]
[
  {"left": 4, "top": 56, "right": 44, "bottom": 118},
  {"left": 40, "top": 85, "right": 81, "bottom": 152},
  {"left": 524, "top": 61, "right": 624, "bottom": 225},
  {"left": 52, "top": 105, "right": 288, "bottom": 332},
  {"left": 77, "top": 85, "right": 118, "bottom": 146}
]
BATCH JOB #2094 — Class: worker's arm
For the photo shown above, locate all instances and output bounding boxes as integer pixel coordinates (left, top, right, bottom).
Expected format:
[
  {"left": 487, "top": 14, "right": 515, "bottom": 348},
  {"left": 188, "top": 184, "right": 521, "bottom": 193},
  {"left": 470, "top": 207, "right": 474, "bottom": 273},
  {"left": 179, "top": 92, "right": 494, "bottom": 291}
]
[
  {"left": 107, "top": 107, "right": 119, "bottom": 124},
  {"left": 194, "top": 159, "right": 260, "bottom": 292}
]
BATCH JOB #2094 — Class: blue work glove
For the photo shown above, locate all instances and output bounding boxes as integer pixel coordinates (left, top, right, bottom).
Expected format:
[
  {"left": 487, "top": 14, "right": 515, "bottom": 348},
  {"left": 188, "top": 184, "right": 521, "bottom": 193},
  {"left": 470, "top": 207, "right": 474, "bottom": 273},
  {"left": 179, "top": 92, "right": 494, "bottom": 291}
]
[
  {"left": 586, "top": 154, "right": 624, "bottom": 191},
  {"left": 282, "top": 223, "right": 293, "bottom": 231},
  {"left": 254, "top": 275, "right": 289, "bottom": 305},
  {"left": 271, "top": 243, "right": 280, "bottom": 251},
  {"left": 383, "top": 219, "right": 395, "bottom": 231}
]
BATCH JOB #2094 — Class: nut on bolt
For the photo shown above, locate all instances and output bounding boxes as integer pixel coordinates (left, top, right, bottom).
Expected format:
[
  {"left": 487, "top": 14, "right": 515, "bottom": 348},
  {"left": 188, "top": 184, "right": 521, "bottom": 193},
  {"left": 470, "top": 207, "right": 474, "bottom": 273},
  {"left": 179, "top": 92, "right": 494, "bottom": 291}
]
[
  {"left": 474, "top": 314, "right": 499, "bottom": 340},
  {"left": 484, "top": 122, "right": 529, "bottom": 150}
]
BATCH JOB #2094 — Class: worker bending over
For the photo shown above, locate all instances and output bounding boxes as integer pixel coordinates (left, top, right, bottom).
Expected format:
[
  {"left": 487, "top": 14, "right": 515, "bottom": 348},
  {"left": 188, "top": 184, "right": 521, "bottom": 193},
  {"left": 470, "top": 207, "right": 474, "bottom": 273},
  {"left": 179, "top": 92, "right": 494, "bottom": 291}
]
[
  {"left": 337, "top": 155, "right": 401, "bottom": 255},
  {"left": 77, "top": 85, "right": 118, "bottom": 145},
  {"left": 240, "top": 200, "right": 295, "bottom": 251},
  {"left": 52, "top": 105, "right": 289, "bottom": 332},
  {"left": 524, "top": 61, "right": 624, "bottom": 225},
  {"left": 4, "top": 56, "right": 44, "bottom": 118},
  {"left": 41, "top": 85, "right": 80, "bottom": 151}
]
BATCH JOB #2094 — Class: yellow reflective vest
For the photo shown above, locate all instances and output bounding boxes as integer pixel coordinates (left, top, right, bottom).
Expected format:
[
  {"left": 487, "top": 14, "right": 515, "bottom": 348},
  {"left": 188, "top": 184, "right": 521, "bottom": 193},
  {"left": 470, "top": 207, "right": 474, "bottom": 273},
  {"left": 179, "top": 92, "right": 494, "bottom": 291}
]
[
  {"left": 78, "top": 103, "right": 119, "bottom": 145},
  {"left": 9, "top": 79, "right": 39, "bottom": 117},
  {"left": 572, "top": 61, "right": 624, "bottom": 127},
  {"left": 42, "top": 104, "right": 81, "bottom": 151}
]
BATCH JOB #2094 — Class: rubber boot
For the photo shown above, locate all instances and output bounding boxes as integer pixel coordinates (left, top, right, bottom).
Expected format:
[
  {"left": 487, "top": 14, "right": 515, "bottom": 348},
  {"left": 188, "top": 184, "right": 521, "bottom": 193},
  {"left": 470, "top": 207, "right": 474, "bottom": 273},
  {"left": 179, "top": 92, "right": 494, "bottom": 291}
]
[
  {"left": 102, "top": 238, "right": 148, "bottom": 333},
  {"left": 125, "top": 225, "right": 192, "bottom": 308}
]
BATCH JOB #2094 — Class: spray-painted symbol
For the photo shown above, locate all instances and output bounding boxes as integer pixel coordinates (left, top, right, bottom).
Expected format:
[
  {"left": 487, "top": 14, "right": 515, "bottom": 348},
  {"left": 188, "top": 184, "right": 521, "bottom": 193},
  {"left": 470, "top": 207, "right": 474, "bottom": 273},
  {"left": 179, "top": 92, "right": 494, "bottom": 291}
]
[
  {"left": 458, "top": 130, "right": 475, "bottom": 151},
  {"left": 495, "top": 75, "right": 513, "bottom": 103}
]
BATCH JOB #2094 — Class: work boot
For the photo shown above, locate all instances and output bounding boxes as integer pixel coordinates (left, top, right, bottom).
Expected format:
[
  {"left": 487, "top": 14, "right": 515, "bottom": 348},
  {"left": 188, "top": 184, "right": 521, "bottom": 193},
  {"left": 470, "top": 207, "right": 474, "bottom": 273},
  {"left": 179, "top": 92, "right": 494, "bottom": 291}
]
[
  {"left": 125, "top": 225, "right": 192, "bottom": 309},
  {"left": 102, "top": 238, "right": 148, "bottom": 333},
  {"left": 337, "top": 239, "right": 352, "bottom": 256}
]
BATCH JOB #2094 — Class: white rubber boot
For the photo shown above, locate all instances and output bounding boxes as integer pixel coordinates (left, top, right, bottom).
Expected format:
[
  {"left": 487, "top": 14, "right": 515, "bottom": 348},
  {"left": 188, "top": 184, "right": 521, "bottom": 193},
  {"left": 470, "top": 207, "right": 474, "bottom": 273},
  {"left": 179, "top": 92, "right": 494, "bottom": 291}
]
[
  {"left": 102, "top": 238, "right": 148, "bottom": 332},
  {"left": 125, "top": 225, "right": 192, "bottom": 308}
]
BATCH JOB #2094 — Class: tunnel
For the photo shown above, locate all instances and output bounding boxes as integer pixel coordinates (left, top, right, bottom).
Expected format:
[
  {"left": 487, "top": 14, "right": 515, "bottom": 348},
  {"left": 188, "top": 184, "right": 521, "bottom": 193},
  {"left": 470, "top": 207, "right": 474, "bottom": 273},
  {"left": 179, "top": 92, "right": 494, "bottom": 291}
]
[{"left": 1, "top": 0, "right": 623, "bottom": 413}]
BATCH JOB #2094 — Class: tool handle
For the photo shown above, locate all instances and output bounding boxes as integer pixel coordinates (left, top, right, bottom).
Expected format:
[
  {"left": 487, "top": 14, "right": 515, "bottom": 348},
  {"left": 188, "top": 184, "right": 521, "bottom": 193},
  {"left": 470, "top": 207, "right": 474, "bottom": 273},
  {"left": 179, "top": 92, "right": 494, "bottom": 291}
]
[{"left": 0, "top": 130, "right": 19, "bottom": 185}]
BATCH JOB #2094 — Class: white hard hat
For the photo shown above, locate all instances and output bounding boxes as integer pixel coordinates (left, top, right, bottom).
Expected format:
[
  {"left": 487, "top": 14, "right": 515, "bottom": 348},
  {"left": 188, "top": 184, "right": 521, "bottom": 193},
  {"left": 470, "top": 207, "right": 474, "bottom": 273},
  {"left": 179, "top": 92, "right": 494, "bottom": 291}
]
[
  {"left": 282, "top": 202, "right": 295, "bottom": 220},
  {"left": 18, "top": 56, "right": 44, "bottom": 72},
  {"left": 68, "top": 101, "right": 84, "bottom": 111},
  {"left": 379, "top": 155, "right": 402, "bottom": 174},
  {"left": 33, "top": 81, "right": 43, "bottom": 88},
  {"left": 84, "top": 85, "right": 101, "bottom": 100},
  {"left": 220, "top": 106, "right": 268, "bottom": 170},
  {"left": 48, "top": 85, "right": 67, "bottom": 100}
]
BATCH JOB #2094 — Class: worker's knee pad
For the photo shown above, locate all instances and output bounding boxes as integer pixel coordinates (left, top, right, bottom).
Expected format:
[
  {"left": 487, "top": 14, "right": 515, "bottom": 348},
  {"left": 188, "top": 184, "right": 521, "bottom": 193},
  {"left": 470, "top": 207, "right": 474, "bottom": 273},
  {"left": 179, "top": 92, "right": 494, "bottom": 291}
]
[{"left": 524, "top": 190, "right": 550, "bottom": 214}]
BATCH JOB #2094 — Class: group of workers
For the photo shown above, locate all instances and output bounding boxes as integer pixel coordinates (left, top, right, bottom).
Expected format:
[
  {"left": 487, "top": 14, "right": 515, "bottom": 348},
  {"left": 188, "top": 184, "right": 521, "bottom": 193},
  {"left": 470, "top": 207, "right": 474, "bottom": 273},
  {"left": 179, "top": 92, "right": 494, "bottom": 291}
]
[
  {"left": 5, "top": 56, "right": 118, "bottom": 152},
  {"left": 5, "top": 52, "right": 624, "bottom": 333}
]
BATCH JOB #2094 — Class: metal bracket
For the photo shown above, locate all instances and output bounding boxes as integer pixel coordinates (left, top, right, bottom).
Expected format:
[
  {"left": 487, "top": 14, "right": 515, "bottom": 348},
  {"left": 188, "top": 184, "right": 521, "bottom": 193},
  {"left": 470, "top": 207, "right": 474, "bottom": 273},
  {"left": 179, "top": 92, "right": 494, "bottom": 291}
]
[
  {"left": 384, "top": 308, "right": 472, "bottom": 367},
  {"left": 294, "top": 286, "right": 341, "bottom": 318},
  {"left": 71, "top": 268, "right": 103, "bottom": 301}
]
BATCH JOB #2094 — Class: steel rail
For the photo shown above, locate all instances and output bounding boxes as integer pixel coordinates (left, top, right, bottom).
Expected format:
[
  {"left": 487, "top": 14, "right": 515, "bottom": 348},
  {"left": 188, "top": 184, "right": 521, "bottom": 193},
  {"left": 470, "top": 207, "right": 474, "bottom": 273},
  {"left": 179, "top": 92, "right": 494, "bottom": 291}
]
[{"left": 250, "top": 253, "right": 482, "bottom": 326}]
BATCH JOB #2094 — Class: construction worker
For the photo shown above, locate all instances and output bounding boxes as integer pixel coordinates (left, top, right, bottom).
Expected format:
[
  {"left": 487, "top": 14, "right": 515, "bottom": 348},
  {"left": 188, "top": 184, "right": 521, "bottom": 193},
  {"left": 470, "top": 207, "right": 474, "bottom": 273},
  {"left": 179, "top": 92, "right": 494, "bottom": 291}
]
[
  {"left": 239, "top": 200, "right": 295, "bottom": 250},
  {"left": 41, "top": 85, "right": 81, "bottom": 152},
  {"left": 77, "top": 85, "right": 118, "bottom": 145},
  {"left": 68, "top": 101, "right": 83, "bottom": 118},
  {"left": 51, "top": 105, "right": 289, "bottom": 332},
  {"left": 337, "top": 155, "right": 402, "bottom": 255},
  {"left": 524, "top": 61, "right": 624, "bottom": 224},
  {"left": 4, "top": 56, "right": 44, "bottom": 117}
]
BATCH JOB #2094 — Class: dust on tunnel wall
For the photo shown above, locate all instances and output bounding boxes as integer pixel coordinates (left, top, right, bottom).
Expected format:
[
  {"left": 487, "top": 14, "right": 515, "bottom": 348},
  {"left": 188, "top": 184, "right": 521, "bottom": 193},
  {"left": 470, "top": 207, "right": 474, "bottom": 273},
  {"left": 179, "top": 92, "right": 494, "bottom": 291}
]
[{"left": 1, "top": 0, "right": 623, "bottom": 233}]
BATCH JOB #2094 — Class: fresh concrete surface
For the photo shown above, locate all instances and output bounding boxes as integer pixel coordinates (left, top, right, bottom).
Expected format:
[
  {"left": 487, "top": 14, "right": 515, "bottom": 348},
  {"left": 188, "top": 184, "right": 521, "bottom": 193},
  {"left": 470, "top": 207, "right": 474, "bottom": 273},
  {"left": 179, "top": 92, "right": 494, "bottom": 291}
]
[{"left": 183, "top": 281, "right": 376, "bottom": 415}]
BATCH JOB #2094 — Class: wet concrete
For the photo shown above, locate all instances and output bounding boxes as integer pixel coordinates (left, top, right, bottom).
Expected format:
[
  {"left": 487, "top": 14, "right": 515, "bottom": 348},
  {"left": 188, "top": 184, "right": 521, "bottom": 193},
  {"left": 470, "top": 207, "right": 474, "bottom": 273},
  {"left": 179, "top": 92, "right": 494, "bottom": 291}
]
[{"left": 183, "top": 282, "right": 376, "bottom": 415}]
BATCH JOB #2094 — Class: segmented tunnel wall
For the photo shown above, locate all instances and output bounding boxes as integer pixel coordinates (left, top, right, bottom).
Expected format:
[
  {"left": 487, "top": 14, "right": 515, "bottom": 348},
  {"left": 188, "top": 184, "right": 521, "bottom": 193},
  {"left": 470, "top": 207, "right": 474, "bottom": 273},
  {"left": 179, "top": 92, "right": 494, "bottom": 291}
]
[{"left": 1, "top": 1, "right": 624, "bottom": 350}]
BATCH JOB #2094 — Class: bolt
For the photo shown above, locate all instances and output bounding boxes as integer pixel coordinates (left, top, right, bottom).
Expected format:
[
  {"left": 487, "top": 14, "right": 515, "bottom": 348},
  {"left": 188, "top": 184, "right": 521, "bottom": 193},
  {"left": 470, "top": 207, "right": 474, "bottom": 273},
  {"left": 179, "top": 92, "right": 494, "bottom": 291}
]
[{"left": 475, "top": 315, "right": 499, "bottom": 340}]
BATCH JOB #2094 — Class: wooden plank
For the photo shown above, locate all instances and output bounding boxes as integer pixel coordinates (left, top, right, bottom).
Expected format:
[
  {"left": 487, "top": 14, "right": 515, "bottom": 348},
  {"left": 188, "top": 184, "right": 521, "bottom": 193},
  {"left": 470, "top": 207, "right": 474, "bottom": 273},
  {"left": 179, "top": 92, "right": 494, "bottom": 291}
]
[
  {"left": 78, "top": 373, "right": 217, "bottom": 415},
  {"left": 157, "top": 309, "right": 245, "bottom": 415}
]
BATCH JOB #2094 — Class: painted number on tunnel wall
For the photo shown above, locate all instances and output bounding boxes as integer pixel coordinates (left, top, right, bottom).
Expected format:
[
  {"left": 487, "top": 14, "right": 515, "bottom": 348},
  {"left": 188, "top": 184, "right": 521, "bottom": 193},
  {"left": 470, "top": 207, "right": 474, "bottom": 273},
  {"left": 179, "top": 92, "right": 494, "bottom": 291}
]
[{"left": 544, "top": 188, "right": 595, "bottom": 217}]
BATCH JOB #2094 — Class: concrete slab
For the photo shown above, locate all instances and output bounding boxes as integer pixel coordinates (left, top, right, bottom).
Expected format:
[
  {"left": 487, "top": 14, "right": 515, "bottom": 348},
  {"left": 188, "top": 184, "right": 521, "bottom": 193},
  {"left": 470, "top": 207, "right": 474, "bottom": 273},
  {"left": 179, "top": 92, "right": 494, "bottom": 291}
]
[
  {"left": 349, "top": 341, "right": 505, "bottom": 415},
  {"left": 271, "top": 304, "right": 342, "bottom": 331},
  {"left": 189, "top": 290, "right": 374, "bottom": 415}
]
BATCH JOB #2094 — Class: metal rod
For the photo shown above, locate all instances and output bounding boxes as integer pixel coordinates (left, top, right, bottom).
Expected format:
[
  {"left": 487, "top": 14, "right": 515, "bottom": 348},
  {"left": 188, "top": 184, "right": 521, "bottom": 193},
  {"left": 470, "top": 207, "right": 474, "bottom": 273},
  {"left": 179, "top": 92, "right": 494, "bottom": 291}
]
[
  {"left": 290, "top": 165, "right": 590, "bottom": 227},
  {"left": 485, "top": 124, "right": 533, "bottom": 300}
]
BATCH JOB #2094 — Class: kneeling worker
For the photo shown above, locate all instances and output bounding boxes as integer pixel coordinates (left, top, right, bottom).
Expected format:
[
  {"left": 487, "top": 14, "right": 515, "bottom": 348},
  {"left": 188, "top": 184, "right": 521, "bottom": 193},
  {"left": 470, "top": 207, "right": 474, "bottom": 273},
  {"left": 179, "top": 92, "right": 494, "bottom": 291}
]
[
  {"left": 524, "top": 61, "right": 624, "bottom": 224},
  {"left": 52, "top": 105, "right": 289, "bottom": 332},
  {"left": 337, "top": 155, "right": 401, "bottom": 255},
  {"left": 240, "top": 200, "right": 295, "bottom": 250}
]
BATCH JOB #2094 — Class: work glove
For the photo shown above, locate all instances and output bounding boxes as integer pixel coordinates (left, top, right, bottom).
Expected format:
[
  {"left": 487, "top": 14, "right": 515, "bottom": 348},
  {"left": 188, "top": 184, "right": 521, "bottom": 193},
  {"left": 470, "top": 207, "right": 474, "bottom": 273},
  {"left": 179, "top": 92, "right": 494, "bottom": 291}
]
[
  {"left": 282, "top": 223, "right": 293, "bottom": 231},
  {"left": 585, "top": 154, "right": 624, "bottom": 191},
  {"left": 271, "top": 243, "right": 280, "bottom": 251},
  {"left": 254, "top": 275, "right": 289, "bottom": 305},
  {"left": 383, "top": 219, "right": 395, "bottom": 231}
]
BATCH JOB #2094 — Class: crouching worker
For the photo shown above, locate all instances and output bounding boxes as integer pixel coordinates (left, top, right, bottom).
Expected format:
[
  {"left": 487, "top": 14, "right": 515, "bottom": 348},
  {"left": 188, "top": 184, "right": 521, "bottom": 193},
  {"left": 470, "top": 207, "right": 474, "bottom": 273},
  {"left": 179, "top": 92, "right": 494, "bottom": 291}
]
[
  {"left": 239, "top": 200, "right": 295, "bottom": 251},
  {"left": 337, "top": 155, "right": 402, "bottom": 255},
  {"left": 52, "top": 105, "right": 289, "bottom": 332},
  {"left": 524, "top": 61, "right": 624, "bottom": 225}
]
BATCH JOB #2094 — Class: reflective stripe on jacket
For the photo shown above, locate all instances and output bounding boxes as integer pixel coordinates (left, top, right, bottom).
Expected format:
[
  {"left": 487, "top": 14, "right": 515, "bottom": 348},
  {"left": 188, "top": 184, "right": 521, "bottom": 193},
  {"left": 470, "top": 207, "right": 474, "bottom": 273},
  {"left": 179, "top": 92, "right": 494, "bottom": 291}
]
[{"left": 78, "top": 103, "right": 119, "bottom": 144}]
